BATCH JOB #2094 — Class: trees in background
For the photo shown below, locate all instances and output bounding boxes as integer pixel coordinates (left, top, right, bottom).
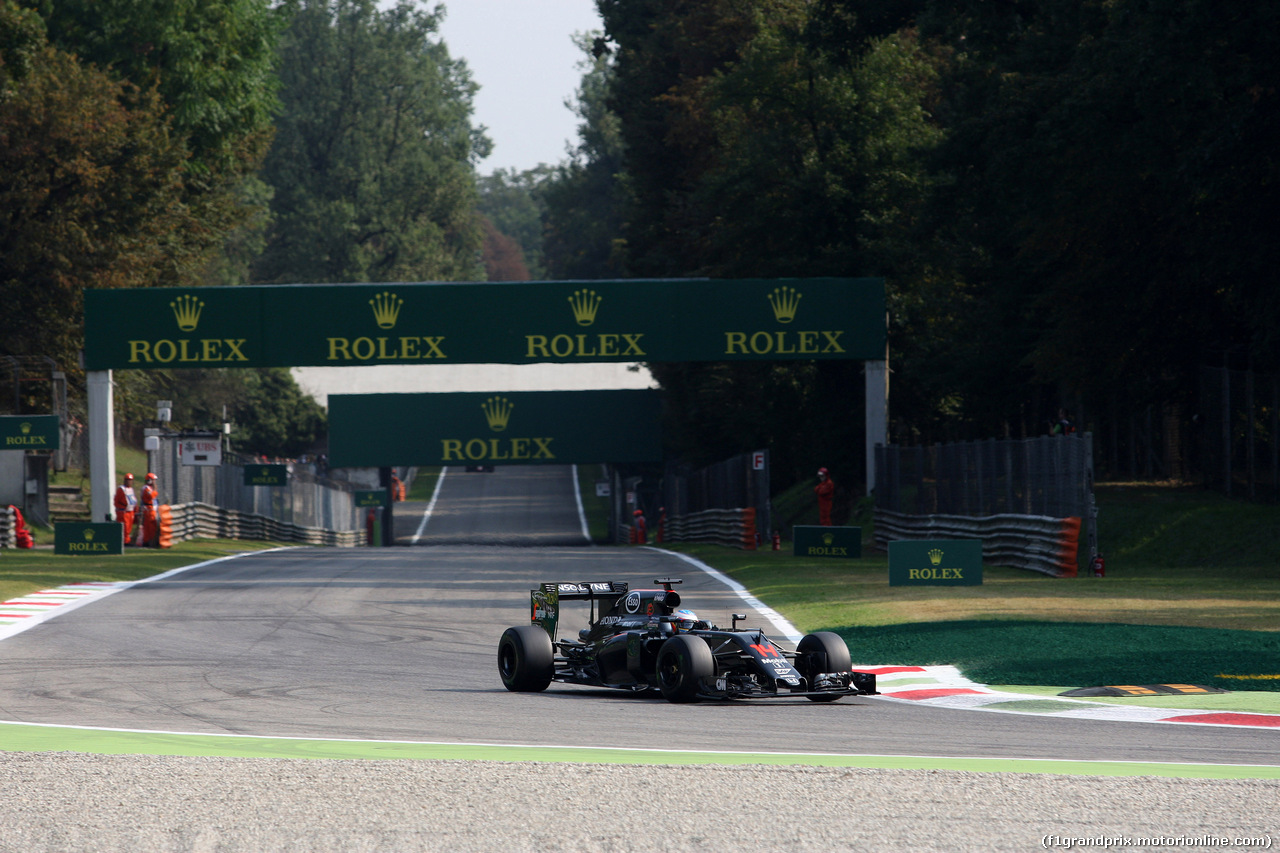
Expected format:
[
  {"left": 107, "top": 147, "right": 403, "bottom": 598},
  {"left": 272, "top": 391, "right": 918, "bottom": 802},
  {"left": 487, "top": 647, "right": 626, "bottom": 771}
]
[
  {"left": 252, "top": 0, "right": 488, "bottom": 284},
  {"left": 35, "top": 0, "right": 282, "bottom": 287},
  {"left": 477, "top": 167, "right": 549, "bottom": 280},
  {"left": 6, "top": 0, "right": 1275, "bottom": 480},
  {"left": 541, "top": 0, "right": 1277, "bottom": 487},
  {"left": 1, "top": 0, "right": 276, "bottom": 374},
  {"left": 1, "top": 11, "right": 191, "bottom": 373}
]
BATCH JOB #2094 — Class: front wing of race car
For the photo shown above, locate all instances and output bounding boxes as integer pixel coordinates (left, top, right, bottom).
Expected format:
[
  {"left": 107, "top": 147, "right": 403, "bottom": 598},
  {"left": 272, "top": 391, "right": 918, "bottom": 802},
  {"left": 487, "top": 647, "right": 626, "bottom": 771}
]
[
  {"left": 688, "top": 629, "right": 879, "bottom": 700},
  {"left": 693, "top": 668, "right": 879, "bottom": 700}
]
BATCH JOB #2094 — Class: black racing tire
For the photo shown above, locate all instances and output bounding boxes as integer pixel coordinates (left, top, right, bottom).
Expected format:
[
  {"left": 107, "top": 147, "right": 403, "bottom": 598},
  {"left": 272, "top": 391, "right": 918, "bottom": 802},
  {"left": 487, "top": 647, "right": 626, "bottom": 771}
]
[
  {"left": 655, "top": 634, "right": 714, "bottom": 703},
  {"left": 796, "top": 631, "right": 852, "bottom": 702},
  {"left": 498, "top": 625, "right": 554, "bottom": 692}
]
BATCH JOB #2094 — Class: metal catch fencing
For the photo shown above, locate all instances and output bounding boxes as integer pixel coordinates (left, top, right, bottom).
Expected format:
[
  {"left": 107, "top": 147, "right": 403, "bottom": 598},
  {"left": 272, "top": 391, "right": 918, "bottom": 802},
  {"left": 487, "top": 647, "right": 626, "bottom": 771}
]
[
  {"left": 146, "top": 436, "right": 362, "bottom": 535},
  {"left": 874, "top": 510, "right": 1082, "bottom": 577},
  {"left": 874, "top": 434, "right": 1096, "bottom": 573},
  {"left": 660, "top": 508, "right": 759, "bottom": 550},
  {"left": 163, "top": 502, "right": 363, "bottom": 547},
  {"left": 661, "top": 450, "right": 771, "bottom": 545}
]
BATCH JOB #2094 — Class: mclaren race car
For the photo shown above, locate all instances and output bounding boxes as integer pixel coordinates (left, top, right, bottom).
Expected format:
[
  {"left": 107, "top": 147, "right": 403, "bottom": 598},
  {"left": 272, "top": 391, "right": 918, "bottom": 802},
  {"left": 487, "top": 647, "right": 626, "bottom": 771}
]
[{"left": 497, "top": 578, "right": 878, "bottom": 703}]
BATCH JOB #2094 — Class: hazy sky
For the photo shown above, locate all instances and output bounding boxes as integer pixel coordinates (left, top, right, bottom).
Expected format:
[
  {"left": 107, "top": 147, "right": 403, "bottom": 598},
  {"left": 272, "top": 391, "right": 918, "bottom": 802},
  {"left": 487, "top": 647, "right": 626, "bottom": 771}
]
[{"left": 436, "top": 0, "right": 603, "bottom": 175}]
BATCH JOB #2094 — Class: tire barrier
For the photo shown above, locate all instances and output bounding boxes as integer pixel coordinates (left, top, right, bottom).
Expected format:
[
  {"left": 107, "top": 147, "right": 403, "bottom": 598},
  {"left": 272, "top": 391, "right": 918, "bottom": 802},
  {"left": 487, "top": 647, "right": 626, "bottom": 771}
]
[
  {"left": 874, "top": 509, "right": 1081, "bottom": 577},
  {"left": 0, "top": 504, "right": 14, "bottom": 549},
  {"left": 660, "top": 507, "right": 758, "bottom": 550},
  {"left": 162, "top": 502, "right": 364, "bottom": 548},
  {"left": 0, "top": 504, "right": 34, "bottom": 549}
]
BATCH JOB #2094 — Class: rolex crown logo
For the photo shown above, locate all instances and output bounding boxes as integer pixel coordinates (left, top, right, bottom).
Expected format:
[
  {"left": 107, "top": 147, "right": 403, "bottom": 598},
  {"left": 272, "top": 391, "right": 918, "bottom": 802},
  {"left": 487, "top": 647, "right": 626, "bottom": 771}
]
[
  {"left": 928, "top": 548, "right": 944, "bottom": 566},
  {"left": 568, "top": 289, "right": 602, "bottom": 327},
  {"left": 261, "top": 467, "right": 270, "bottom": 476},
  {"left": 767, "top": 286, "right": 801, "bottom": 324},
  {"left": 84, "top": 528, "right": 95, "bottom": 541},
  {"left": 822, "top": 533, "right": 834, "bottom": 546},
  {"left": 20, "top": 422, "right": 31, "bottom": 434},
  {"left": 170, "top": 295, "right": 204, "bottom": 332},
  {"left": 369, "top": 291, "right": 403, "bottom": 329},
  {"left": 482, "top": 396, "right": 514, "bottom": 432}
]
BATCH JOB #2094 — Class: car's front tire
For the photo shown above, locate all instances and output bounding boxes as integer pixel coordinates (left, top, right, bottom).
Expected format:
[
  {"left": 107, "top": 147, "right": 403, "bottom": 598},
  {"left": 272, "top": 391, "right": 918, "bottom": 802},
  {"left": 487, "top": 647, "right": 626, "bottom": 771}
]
[
  {"left": 796, "top": 631, "right": 852, "bottom": 702},
  {"left": 498, "top": 625, "right": 554, "bottom": 692},
  {"left": 655, "top": 634, "right": 713, "bottom": 703}
]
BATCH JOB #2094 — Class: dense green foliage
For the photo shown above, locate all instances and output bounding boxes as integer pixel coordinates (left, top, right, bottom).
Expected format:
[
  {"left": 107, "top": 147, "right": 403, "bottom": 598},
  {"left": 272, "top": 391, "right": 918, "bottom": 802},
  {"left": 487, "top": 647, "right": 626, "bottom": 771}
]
[
  {"left": 477, "top": 168, "right": 548, "bottom": 280},
  {"left": 538, "top": 32, "right": 631, "bottom": 281},
  {"left": 1, "top": 2, "right": 219, "bottom": 372},
  {"left": 502, "top": 0, "right": 1278, "bottom": 490},
  {"left": 32, "top": 0, "right": 282, "bottom": 291},
  {"left": 252, "top": 0, "right": 488, "bottom": 283},
  {"left": 3, "top": 0, "right": 490, "bottom": 450},
  {"left": 142, "top": 368, "right": 326, "bottom": 458}
]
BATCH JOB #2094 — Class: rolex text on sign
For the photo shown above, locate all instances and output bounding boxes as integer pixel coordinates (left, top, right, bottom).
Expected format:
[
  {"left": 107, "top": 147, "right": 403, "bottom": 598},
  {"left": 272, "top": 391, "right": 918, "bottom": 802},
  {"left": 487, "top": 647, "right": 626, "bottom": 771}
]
[
  {"left": 55, "top": 523, "right": 124, "bottom": 555},
  {"left": 0, "top": 415, "right": 60, "bottom": 450},
  {"left": 792, "top": 526, "right": 862, "bottom": 559},
  {"left": 888, "top": 539, "right": 984, "bottom": 586},
  {"left": 244, "top": 464, "right": 288, "bottom": 487},
  {"left": 84, "top": 279, "right": 884, "bottom": 370},
  {"left": 327, "top": 390, "right": 661, "bottom": 468}
]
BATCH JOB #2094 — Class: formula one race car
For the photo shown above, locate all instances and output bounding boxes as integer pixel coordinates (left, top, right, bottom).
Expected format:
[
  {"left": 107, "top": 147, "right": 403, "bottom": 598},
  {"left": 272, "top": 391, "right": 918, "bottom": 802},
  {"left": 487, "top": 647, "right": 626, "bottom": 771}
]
[{"left": 497, "top": 578, "right": 878, "bottom": 703}]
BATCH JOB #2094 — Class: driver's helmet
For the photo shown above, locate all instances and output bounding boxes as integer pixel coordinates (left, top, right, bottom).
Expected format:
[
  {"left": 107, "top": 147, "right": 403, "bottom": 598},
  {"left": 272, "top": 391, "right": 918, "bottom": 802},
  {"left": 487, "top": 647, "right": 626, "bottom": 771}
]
[{"left": 673, "top": 609, "right": 700, "bottom": 631}]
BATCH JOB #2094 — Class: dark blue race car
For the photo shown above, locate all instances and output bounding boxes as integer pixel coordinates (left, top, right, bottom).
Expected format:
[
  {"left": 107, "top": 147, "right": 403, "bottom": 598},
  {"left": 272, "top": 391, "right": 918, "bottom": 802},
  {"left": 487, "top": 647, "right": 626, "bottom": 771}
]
[{"left": 497, "top": 578, "right": 878, "bottom": 703}]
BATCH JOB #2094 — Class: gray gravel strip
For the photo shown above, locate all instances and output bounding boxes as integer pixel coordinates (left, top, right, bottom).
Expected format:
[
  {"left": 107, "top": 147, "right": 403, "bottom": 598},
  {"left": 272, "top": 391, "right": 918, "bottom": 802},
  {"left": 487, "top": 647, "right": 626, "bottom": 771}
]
[{"left": 2, "top": 753, "right": 1276, "bottom": 851}]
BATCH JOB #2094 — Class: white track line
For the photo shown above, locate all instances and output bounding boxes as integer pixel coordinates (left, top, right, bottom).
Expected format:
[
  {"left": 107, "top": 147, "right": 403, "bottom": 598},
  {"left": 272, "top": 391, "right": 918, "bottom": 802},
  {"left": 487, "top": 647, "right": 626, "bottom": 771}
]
[
  {"left": 411, "top": 466, "right": 449, "bottom": 543},
  {"left": 647, "top": 546, "right": 803, "bottom": 643},
  {"left": 0, "top": 550, "right": 292, "bottom": 641},
  {"left": 571, "top": 464, "right": 592, "bottom": 544}
]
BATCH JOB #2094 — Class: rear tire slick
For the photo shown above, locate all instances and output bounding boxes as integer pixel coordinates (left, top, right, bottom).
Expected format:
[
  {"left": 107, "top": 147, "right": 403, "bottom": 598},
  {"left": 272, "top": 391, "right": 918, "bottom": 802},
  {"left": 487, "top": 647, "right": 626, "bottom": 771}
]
[{"left": 498, "top": 625, "right": 554, "bottom": 692}]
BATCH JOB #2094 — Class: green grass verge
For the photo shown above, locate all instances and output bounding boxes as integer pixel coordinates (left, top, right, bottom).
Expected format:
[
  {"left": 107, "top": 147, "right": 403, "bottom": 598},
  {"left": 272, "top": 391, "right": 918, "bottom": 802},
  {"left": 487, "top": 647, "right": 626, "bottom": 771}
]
[
  {"left": 406, "top": 467, "right": 442, "bottom": 502},
  {"left": 660, "top": 542, "right": 1280, "bottom": 691},
  {"left": 1094, "top": 483, "right": 1280, "bottom": 571},
  {"left": 835, "top": 621, "right": 1280, "bottom": 691},
  {"left": 658, "top": 484, "right": 1280, "bottom": 693},
  {"left": 5, "top": 722, "right": 1277, "bottom": 776}
]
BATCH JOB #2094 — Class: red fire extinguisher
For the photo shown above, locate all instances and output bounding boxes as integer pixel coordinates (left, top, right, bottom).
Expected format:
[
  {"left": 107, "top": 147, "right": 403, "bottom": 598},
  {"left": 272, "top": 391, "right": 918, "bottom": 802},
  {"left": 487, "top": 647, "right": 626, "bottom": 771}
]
[
  {"left": 1090, "top": 553, "right": 1105, "bottom": 577},
  {"left": 366, "top": 508, "right": 376, "bottom": 546},
  {"left": 772, "top": 530, "right": 781, "bottom": 551}
]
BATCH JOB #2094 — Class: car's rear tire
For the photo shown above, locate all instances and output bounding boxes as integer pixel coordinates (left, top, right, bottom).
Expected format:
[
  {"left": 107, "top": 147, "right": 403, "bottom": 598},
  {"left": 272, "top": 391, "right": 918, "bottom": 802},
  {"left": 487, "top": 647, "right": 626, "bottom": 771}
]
[
  {"left": 498, "top": 625, "right": 553, "bottom": 692},
  {"left": 655, "top": 634, "right": 713, "bottom": 703},
  {"left": 796, "top": 631, "right": 852, "bottom": 702}
]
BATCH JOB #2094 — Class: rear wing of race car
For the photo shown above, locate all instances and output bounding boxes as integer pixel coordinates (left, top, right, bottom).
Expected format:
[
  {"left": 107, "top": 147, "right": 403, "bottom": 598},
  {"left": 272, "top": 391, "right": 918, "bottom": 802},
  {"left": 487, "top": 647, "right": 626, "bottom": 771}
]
[{"left": 531, "top": 581, "right": 629, "bottom": 641}]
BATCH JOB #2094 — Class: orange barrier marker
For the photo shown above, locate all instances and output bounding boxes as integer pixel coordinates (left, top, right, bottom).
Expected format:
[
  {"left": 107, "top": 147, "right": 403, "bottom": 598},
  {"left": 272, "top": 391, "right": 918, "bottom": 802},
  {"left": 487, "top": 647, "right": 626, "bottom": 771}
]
[{"left": 157, "top": 505, "right": 173, "bottom": 549}]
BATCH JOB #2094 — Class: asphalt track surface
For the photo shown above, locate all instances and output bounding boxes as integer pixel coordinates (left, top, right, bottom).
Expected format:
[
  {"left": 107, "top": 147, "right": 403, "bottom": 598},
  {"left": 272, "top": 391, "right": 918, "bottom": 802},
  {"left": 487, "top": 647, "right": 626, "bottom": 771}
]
[{"left": 0, "top": 465, "right": 1275, "bottom": 772}]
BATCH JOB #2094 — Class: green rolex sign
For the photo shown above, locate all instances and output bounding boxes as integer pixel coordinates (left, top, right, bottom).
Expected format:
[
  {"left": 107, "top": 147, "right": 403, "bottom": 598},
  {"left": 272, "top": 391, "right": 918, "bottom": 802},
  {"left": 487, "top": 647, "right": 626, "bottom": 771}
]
[
  {"left": 328, "top": 390, "right": 662, "bottom": 468},
  {"left": 354, "top": 490, "right": 387, "bottom": 508},
  {"left": 55, "top": 522, "right": 123, "bottom": 555},
  {"left": 83, "top": 278, "right": 885, "bottom": 370},
  {"left": 0, "top": 415, "right": 59, "bottom": 450},
  {"left": 244, "top": 464, "right": 288, "bottom": 487},
  {"left": 888, "top": 539, "right": 984, "bottom": 586},
  {"left": 792, "top": 526, "right": 862, "bottom": 558}
]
